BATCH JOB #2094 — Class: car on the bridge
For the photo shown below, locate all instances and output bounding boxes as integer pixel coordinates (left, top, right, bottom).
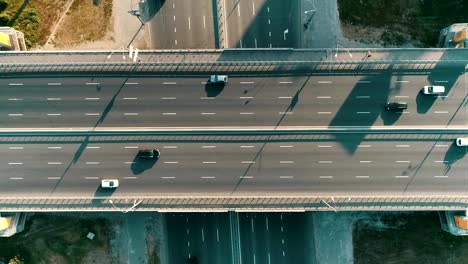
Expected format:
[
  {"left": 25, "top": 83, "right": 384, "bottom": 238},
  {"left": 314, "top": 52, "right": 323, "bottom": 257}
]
[
  {"left": 209, "top": 75, "right": 228, "bottom": 84},
  {"left": 422, "top": 85, "right": 445, "bottom": 95},
  {"left": 385, "top": 101, "right": 407, "bottom": 111},
  {"left": 456, "top": 138, "right": 468, "bottom": 147},
  {"left": 101, "top": 179, "right": 119, "bottom": 188},
  {"left": 138, "top": 149, "right": 161, "bottom": 159}
]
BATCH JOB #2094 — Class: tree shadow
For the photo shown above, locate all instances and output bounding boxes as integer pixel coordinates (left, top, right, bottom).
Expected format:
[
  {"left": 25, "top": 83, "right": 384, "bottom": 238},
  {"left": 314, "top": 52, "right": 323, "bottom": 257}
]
[
  {"left": 8, "top": 0, "right": 29, "bottom": 27},
  {"left": 131, "top": 154, "right": 158, "bottom": 175},
  {"left": 139, "top": 0, "right": 164, "bottom": 22},
  {"left": 205, "top": 82, "right": 225, "bottom": 97},
  {"left": 416, "top": 91, "right": 437, "bottom": 114},
  {"left": 443, "top": 142, "right": 467, "bottom": 174}
]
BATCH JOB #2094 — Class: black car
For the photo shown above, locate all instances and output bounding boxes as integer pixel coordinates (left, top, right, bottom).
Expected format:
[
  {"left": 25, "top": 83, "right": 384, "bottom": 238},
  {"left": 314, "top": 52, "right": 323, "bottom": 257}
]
[
  {"left": 385, "top": 101, "right": 407, "bottom": 111},
  {"left": 138, "top": 149, "right": 161, "bottom": 159}
]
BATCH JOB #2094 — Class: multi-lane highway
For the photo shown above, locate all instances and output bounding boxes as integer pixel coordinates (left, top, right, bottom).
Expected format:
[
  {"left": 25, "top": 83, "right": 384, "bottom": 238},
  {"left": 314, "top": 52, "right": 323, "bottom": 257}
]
[
  {"left": 0, "top": 71, "right": 465, "bottom": 128},
  {"left": 0, "top": 132, "right": 465, "bottom": 197}
]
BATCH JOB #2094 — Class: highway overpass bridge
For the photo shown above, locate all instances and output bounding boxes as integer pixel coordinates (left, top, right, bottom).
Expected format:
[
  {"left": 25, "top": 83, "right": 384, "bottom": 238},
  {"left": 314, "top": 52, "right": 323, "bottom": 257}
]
[{"left": 0, "top": 48, "right": 466, "bottom": 211}]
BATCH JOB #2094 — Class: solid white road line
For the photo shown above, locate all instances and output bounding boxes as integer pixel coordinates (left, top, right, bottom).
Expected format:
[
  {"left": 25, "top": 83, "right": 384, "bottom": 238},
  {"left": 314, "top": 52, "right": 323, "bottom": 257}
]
[
  {"left": 318, "top": 161, "right": 333, "bottom": 163},
  {"left": 242, "top": 161, "right": 255, "bottom": 164},
  {"left": 163, "top": 146, "right": 178, "bottom": 149},
  {"left": 85, "top": 113, "right": 100, "bottom": 116},
  {"left": 48, "top": 146, "right": 62, "bottom": 149},
  {"left": 396, "top": 161, "right": 411, "bottom": 163},
  {"left": 85, "top": 177, "right": 99, "bottom": 179},
  {"left": 123, "top": 97, "right": 138, "bottom": 100},
  {"left": 317, "top": 112, "right": 332, "bottom": 114},
  {"left": 320, "top": 176, "right": 334, "bottom": 179},
  {"left": 163, "top": 113, "right": 177, "bottom": 115},
  {"left": 279, "top": 81, "right": 293, "bottom": 84},
  {"left": 200, "top": 97, "right": 215, "bottom": 100},
  {"left": 317, "top": 96, "right": 331, "bottom": 99},
  {"left": 163, "top": 82, "right": 177, "bottom": 85},
  {"left": 85, "top": 82, "right": 100, "bottom": 85},
  {"left": 240, "top": 176, "right": 253, "bottom": 179},
  {"left": 8, "top": 114, "right": 23, "bottom": 116},
  {"left": 318, "top": 81, "right": 332, "bottom": 84},
  {"left": 318, "top": 145, "right": 332, "bottom": 148},
  {"left": 396, "top": 145, "right": 410, "bottom": 147},
  {"left": 279, "top": 176, "right": 294, "bottom": 179},
  {"left": 202, "top": 161, "right": 217, "bottom": 164},
  {"left": 164, "top": 161, "right": 179, "bottom": 164},
  {"left": 279, "top": 145, "right": 293, "bottom": 148},
  {"left": 86, "top": 162, "right": 100, "bottom": 165},
  {"left": 123, "top": 113, "right": 139, "bottom": 116},
  {"left": 434, "top": 111, "right": 448, "bottom": 114},
  {"left": 125, "top": 82, "right": 138, "bottom": 85},
  {"left": 358, "top": 145, "right": 372, "bottom": 148},
  {"left": 240, "top": 112, "right": 254, "bottom": 115},
  {"left": 48, "top": 177, "right": 61, "bottom": 180},
  {"left": 125, "top": 146, "right": 138, "bottom": 149},
  {"left": 124, "top": 177, "right": 137, "bottom": 179},
  {"left": 48, "top": 83, "right": 62, "bottom": 86},
  {"left": 162, "top": 176, "right": 175, "bottom": 179},
  {"left": 47, "top": 113, "right": 62, "bottom": 116},
  {"left": 201, "top": 112, "right": 216, "bottom": 115},
  {"left": 280, "top": 161, "right": 294, "bottom": 164},
  {"left": 240, "top": 96, "right": 253, "bottom": 99},
  {"left": 202, "top": 146, "right": 216, "bottom": 148},
  {"left": 355, "top": 176, "right": 370, "bottom": 179},
  {"left": 48, "top": 162, "right": 62, "bottom": 165},
  {"left": 240, "top": 145, "right": 254, "bottom": 148},
  {"left": 10, "top": 177, "right": 23, "bottom": 180},
  {"left": 201, "top": 176, "right": 216, "bottom": 179},
  {"left": 434, "top": 175, "right": 448, "bottom": 178},
  {"left": 8, "top": 162, "right": 22, "bottom": 165},
  {"left": 85, "top": 97, "right": 100, "bottom": 100},
  {"left": 360, "top": 160, "right": 372, "bottom": 163},
  {"left": 278, "top": 112, "right": 293, "bottom": 115},
  {"left": 356, "top": 112, "right": 370, "bottom": 114},
  {"left": 47, "top": 98, "right": 62, "bottom": 101},
  {"left": 395, "top": 176, "right": 409, "bottom": 179},
  {"left": 240, "top": 81, "right": 254, "bottom": 84},
  {"left": 86, "top": 146, "right": 101, "bottom": 149},
  {"left": 161, "top": 97, "right": 176, "bottom": 100},
  {"left": 8, "top": 98, "right": 23, "bottom": 101}
]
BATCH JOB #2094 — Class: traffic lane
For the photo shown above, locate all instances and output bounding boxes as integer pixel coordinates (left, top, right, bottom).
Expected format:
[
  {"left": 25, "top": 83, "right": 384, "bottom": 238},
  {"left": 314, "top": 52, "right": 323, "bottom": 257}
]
[
  {"left": 239, "top": 212, "right": 307, "bottom": 264},
  {"left": 225, "top": 0, "right": 298, "bottom": 48},
  {"left": 1, "top": 76, "right": 464, "bottom": 128},
  {"left": 149, "top": 0, "right": 215, "bottom": 49},
  {"left": 1, "top": 93, "right": 464, "bottom": 128},
  {"left": 165, "top": 213, "right": 191, "bottom": 263},
  {"left": 0, "top": 138, "right": 464, "bottom": 196},
  {"left": 165, "top": 213, "right": 232, "bottom": 264}
]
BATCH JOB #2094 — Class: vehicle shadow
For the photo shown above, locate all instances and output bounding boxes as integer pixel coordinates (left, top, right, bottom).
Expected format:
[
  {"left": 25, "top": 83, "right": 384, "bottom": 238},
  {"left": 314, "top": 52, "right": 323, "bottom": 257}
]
[
  {"left": 380, "top": 107, "right": 402, "bottom": 125},
  {"left": 131, "top": 155, "right": 158, "bottom": 175},
  {"left": 443, "top": 142, "right": 466, "bottom": 174},
  {"left": 416, "top": 91, "right": 437, "bottom": 114},
  {"left": 92, "top": 186, "right": 116, "bottom": 206},
  {"left": 205, "top": 82, "right": 225, "bottom": 97}
]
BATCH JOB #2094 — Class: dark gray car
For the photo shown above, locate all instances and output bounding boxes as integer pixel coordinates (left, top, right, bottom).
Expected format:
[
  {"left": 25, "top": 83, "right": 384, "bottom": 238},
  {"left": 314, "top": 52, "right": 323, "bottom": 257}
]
[
  {"left": 138, "top": 149, "right": 161, "bottom": 159},
  {"left": 385, "top": 102, "right": 407, "bottom": 111}
]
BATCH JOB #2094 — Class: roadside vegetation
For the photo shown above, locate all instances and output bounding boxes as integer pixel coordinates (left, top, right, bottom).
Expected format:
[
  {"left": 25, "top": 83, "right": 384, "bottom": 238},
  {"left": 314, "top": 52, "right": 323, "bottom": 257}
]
[
  {"left": 0, "top": 0, "right": 68, "bottom": 48},
  {"left": 354, "top": 212, "right": 468, "bottom": 263},
  {"left": 0, "top": 0, "right": 112, "bottom": 49},
  {"left": 338, "top": 0, "right": 468, "bottom": 47},
  {"left": 0, "top": 214, "right": 112, "bottom": 264}
]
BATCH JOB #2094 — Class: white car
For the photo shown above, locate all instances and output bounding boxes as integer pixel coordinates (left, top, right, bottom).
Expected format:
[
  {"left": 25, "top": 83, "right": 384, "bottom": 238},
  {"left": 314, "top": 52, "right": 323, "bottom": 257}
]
[
  {"left": 101, "top": 179, "right": 119, "bottom": 188},
  {"left": 456, "top": 138, "right": 468, "bottom": 147},
  {"left": 209, "top": 75, "right": 228, "bottom": 84},
  {"left": 422, "top": 85, "right": 445, "bottom": 95}
]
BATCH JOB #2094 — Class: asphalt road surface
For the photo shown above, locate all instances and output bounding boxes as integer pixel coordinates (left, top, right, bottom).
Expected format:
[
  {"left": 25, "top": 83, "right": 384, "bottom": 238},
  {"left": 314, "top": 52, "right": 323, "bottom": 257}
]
[
  {"left": 225, "top": 0, "right": 300, "bottom": 48},
  {"left": 0, "top": 133, "right": 465, "bottom": 197},
  {"left": 165, "top": 213, "right": 232, "bottom": 264},
  {"left": 0, "top": 72, "right": 465, "bottom": 128},
  {"left": 238, "top": 212, "right": 312, "bottom": 264},
  {"left": 148, "top": 0, "right": 216, "bottom": 49}
]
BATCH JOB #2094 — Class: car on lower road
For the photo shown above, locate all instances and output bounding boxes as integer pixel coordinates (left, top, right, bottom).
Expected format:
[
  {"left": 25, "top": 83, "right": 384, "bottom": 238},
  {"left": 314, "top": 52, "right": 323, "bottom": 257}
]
[
  {"left": 101, "top": 179, "right": 119, "bottom": 188},
  {"left": 209, "top": 75, "right": 228, "bottom": 84},
  {"left": 138, "top": 149, "right": 161, "bottom": 159},
  {"left": 456, "top": 138, "right": 468, "bottom": 147},
  {"left": 422, "top": 85, "right": 445, "bottom": 95},
  {"left": 385, "top": 101, "right": 407, "bottom": 111}
]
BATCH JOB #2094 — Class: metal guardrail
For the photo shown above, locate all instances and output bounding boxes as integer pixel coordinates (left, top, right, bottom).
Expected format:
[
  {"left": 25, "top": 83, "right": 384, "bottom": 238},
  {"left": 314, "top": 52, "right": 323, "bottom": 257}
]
[{"left": 1, "top": 196, "right": 468, "bottom": 212}]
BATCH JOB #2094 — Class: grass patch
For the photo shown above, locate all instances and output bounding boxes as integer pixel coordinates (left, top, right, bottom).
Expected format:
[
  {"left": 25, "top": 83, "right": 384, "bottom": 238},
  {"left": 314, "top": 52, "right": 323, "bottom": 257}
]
[
  {"left": 53, "top": 0, "right": 112, "bottom": 47},
  {"left": 338, "top": 0, "right": 468, "bottom": 47},
  {"left": 0, "top": 214, "right": 112, "bottom": 264},
  {"left": 0, "top": 0, "right": 69, "bottom": 48},
  {"left": 353, "top": 212, "right": 468, "bottom": 264}
]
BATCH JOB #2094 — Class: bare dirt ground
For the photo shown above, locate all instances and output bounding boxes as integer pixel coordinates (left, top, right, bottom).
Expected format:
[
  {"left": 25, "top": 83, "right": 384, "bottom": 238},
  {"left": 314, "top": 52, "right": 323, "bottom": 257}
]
[{"left": 35, "top": 0, "right": 149, "bottom": 50}]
